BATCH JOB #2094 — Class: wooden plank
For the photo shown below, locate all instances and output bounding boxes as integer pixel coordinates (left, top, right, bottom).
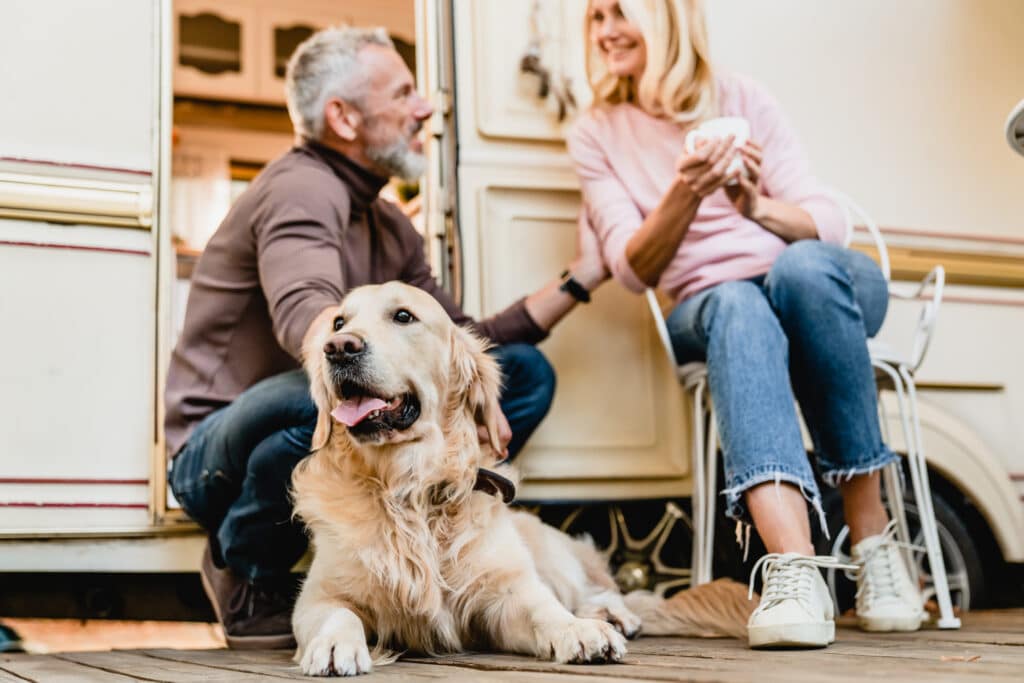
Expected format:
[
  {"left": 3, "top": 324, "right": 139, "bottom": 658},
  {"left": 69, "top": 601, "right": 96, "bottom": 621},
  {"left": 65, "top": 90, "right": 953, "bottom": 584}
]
[
  {"left": 406, "top": 643, "right": 1023, "bottom": 683},
  {"left": 0, "top": 652, "right": 138, "bottom": 683},
  {"left": 145, "top": 648, "right": 649, "bottom": 682},
  {"left": 61, "top": 650, "right": 293, "bottom": 681},
  {"left": 0, "top": 670, "right": 26, "bottom": 683}
]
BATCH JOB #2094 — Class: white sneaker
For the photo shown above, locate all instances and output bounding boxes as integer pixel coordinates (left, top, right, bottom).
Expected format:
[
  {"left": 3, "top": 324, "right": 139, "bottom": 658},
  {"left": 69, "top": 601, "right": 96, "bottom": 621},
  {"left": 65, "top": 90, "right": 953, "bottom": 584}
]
[
  {"left": 747, "top": 553, "right": 855, "bottom": 649},
  {"left": 852, "top": 520, "right": 927, "bottom": 632}
]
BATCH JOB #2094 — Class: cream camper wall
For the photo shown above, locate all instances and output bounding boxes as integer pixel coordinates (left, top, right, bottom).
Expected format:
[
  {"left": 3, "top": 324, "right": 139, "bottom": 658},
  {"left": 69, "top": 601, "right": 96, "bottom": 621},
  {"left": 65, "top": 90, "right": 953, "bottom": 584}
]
[{"left": 706, "top": 0, "right": 1024, "bottom": 237}]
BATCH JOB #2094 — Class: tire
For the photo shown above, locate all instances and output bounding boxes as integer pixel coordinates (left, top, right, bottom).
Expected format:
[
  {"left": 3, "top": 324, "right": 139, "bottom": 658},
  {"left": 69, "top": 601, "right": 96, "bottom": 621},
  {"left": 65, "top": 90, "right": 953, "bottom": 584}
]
[
  {"left": 536, "top": 499, "right": 696, "bottom": 597},
  {"left": 817, "top": 484, "right": 985, "bottom": 614}
]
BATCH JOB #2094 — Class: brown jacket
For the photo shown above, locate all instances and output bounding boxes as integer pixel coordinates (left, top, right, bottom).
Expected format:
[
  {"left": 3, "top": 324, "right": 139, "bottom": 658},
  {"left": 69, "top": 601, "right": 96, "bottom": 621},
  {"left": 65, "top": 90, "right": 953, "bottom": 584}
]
[{"left": 164, "top": 142, "right": 545, "bottom": 456}]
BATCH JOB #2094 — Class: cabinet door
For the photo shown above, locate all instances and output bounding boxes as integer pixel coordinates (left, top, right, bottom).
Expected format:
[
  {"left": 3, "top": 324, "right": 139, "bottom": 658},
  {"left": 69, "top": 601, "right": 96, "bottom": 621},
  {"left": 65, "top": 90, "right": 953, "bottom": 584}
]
[
  {"left": 254, "top": 9, "right": 336, "bottom": 104},
  {"left": 447, "top": 0, "right": 690, "bottom": 501},
  {"left": 174, "top": 0, "right": 259, "bottom": 101}
]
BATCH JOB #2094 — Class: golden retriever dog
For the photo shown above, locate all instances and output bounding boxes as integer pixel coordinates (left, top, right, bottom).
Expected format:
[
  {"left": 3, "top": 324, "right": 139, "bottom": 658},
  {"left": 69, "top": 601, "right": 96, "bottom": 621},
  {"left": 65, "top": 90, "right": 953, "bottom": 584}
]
[{"left": 292, "top": 282, "right": 752, "bottom": 677}]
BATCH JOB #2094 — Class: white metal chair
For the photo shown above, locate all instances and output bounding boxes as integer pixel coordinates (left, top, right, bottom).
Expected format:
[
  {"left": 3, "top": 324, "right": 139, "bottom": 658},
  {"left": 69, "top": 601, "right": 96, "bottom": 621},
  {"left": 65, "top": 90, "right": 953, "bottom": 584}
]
[{"left": 644, "top": 193, "right": 961, "bottom": 628}]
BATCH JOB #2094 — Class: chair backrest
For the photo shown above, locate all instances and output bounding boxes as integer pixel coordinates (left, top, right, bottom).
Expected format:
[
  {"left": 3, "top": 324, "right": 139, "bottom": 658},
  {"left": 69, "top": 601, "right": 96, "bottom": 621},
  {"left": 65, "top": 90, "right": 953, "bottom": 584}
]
[{"left": 832, "top": 191, "right": 892, "bottom": 282}]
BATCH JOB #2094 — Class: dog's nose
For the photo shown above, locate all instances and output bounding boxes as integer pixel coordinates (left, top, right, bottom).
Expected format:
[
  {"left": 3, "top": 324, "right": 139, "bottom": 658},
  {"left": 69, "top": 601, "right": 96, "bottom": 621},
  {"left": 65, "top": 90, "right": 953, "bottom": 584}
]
[{"left": 324, "top": 333, "right": 365, "bottom": 363}]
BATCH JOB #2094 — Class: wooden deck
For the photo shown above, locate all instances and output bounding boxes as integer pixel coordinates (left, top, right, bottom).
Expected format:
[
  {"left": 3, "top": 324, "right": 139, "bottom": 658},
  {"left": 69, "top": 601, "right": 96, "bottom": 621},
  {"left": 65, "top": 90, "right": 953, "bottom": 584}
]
[{"left": 1, "top": 610, "right": 1021, "bottom": 682}]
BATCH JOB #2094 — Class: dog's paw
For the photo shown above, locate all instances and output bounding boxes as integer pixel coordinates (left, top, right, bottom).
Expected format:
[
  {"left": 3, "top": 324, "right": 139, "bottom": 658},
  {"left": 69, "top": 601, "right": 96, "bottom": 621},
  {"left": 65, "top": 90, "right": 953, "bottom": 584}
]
[
  {"left": 576, "top": 603, "right": 643, "bottom": 639},
  {"left": 541, "top": 617, "right": 627, "bottom": 664},
  {"left": 605, "top": 605, "right": 642, "bottom": 639},
  {"left": 299, "top": 633, "right": 373, "bottom": 677}
]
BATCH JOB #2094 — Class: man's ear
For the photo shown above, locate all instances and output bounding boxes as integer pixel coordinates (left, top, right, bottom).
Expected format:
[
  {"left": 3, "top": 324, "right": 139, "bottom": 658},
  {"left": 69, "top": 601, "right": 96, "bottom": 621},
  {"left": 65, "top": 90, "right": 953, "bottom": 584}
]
[
  {"left": 324, "top": 97, "right": 361, "bottom": 142},
  {"left": 450, "top": 326, "right": 504, "bottom": 455}
]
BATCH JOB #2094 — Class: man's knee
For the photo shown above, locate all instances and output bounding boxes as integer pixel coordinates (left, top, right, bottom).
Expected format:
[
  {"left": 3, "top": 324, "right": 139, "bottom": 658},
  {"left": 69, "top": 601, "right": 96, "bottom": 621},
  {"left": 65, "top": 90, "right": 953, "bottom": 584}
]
[
  {"left": 246, "top": 423, "right": 316, "bottom": 488},
  {"left": 497, "top": 343, "right": 556, "bottom": 407},
  {"left": 491, "top": 344, "right": 556, "bottom": 458}
]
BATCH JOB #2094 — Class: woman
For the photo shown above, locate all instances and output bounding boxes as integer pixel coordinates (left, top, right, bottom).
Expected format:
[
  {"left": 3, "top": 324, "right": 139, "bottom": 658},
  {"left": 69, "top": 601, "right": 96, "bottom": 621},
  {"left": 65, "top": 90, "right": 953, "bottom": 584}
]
[{"left": 568, "top": 0, "right": 924, "bottom": 648}]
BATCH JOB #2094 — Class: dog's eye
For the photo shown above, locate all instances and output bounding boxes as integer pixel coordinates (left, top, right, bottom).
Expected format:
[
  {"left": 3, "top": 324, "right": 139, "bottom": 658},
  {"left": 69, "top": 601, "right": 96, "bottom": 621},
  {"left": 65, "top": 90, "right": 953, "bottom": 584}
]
[
  {"left": 393, "top": 309, "right": 417, "bottom": 324},
  {"left": 332, "top": 316, "right": 345, "bottom": 332}
]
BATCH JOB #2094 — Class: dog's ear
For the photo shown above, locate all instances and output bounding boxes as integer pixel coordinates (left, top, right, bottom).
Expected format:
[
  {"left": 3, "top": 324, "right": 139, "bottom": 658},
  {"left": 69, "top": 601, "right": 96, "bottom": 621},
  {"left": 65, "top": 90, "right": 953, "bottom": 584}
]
[
  {"left": 309, "top": 377, "right": 334, "bottom": 452},
  {"left": 302, "top": 308, "right": 338, "bottom": 452},
  {"left": 450, "top": 325, "right": 504, "bottom": 456}
]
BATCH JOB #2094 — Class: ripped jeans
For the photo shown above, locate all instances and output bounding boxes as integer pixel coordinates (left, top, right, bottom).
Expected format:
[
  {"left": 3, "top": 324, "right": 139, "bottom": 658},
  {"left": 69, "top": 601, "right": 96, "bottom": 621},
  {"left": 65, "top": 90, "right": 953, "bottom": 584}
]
[{"left": 666, "top": 241, "right": 897, "bottom": 533}]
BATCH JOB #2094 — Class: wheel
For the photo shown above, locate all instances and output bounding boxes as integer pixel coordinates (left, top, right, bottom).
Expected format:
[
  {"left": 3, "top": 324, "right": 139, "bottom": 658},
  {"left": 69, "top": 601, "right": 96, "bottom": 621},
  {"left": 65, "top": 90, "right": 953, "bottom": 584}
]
[
  {"left": 536, "top": 499, "right": 696, "bottom": 596},
  {"left": 818, "top": 487, "right": 984, "bottom": 615}
]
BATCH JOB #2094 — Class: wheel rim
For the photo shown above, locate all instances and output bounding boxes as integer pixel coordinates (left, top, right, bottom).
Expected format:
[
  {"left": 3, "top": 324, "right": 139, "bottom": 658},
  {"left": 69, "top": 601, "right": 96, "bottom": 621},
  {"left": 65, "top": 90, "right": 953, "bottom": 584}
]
[
  {"left": 558, "top": 501, "right": 694, "bottom": 596},
  {"left": 825, "top": 501, "right": 971, "bottom": 612}
]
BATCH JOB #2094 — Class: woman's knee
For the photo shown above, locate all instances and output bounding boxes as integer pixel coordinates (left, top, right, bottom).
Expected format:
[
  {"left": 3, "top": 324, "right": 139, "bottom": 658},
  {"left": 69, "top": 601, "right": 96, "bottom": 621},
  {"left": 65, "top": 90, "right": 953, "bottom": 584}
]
[
  {"left": 497, "top": 343, "right": 556, "bottom": 409},
  {"left": 768, "top": 240, "right": 843, "bottom": 292},
  {"left": 701, "top": 280, "right": 779, "bottom": 336}
]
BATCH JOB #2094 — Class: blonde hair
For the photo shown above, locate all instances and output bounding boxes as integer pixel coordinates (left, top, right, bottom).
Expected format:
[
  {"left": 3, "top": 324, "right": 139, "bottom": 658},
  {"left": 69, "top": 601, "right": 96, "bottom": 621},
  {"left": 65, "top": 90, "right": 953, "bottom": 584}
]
[{"left": 584, "top": 0, "right": 717, "bottom": 124}]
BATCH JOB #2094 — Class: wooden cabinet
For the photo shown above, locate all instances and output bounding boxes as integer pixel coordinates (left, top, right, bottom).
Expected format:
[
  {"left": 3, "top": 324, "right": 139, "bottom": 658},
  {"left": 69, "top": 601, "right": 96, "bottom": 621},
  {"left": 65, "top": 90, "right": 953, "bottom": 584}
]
[{"left": 173, "top": 0, "right": 416, "bottom": 105}]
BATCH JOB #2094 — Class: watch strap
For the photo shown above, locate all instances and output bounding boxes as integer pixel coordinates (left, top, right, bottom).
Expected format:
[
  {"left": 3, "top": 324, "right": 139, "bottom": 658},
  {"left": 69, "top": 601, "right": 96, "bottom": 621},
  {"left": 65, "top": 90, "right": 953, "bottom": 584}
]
[{"left": 559, "top": 269, "right": 591, "bottom": 303}]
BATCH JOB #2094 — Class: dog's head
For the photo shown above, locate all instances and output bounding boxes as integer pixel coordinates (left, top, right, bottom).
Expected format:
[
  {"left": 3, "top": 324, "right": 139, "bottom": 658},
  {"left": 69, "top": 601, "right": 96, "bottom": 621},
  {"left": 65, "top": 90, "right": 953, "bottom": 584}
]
[{"left": 304, "top": 282, "right": 504, "bottom": 461}]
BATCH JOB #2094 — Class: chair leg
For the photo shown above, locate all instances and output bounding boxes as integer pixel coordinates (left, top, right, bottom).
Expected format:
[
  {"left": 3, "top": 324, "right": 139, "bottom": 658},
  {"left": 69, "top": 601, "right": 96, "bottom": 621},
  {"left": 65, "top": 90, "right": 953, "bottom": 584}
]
[
  {"left": 899, "top": 365, "right": 961, "bottom": 629},
  {"left": 875, "top": 368, "right": 917, "bottom": 584},
  {"left": 703, "top": 400, "right": 718, "bottom": 585},
  {"left": 690, "top": 381, "right": 708, "bottom": 586}
]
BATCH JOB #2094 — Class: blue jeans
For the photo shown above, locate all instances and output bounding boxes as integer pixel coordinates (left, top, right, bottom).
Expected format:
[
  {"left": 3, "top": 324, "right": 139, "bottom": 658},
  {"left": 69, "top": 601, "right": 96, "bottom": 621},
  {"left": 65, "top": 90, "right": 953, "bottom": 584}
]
[
  {"left": 169, "top": 343, "right": 555, "bottom": 581},
  {"left": 666, "top": 241, "right": 897, "bottom": 531}
]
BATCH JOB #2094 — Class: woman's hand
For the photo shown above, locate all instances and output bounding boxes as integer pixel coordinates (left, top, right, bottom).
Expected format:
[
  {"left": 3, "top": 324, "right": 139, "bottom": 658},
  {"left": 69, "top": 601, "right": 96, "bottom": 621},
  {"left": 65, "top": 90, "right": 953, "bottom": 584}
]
[
  {"left": 569, "top": 213, "right": 610, "bottom": 291},
  {"left": 675, "top": 135, "right": 741, "bottom": 199},
  {"left": 724, "top": 140, "right": 763, "bottom": 219}
]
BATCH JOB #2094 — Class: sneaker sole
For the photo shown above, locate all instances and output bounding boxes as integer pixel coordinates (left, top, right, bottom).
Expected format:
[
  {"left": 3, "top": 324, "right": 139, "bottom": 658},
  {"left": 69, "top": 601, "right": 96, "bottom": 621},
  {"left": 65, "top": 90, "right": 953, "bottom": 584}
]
[
  {"left": 748, "top": 621, "right": 834, "bottom": 649},
  {"left": 201, "top": 563, "right": 296, "bottom": 650},
  {"left": 858, "top": 615, "right": 923, "bottom": 632}
]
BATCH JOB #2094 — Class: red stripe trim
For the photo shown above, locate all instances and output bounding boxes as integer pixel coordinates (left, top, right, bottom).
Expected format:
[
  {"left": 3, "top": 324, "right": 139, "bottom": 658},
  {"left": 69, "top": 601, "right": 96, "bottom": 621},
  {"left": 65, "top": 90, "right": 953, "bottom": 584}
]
[
  {"left": 940, "top": 295, "right": 1024, "bottom": 308},
  {"left": 1009, "top": 474, "right": 1024, "bottom": 481},
  {"left": 859, "top": 225, "right": 1024, "bottom": 247},
  {"left": 0, "top": 156, "right": 151, "bottom": 177},
  {"left": 0, "top": 240, "right": 150, "bottom": 257},
  {"left": 0, "top": 478, "right": 148, "bottom": 485},
  {"left": 0, "top": 502, "right": 148, "bottom": 509}
]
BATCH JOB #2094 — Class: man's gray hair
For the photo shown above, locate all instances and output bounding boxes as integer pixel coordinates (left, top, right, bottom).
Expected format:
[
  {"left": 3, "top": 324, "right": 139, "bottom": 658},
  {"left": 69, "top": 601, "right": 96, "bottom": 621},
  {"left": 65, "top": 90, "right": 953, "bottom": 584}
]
[{"left": 284, "top": 26, "right": 393, "bottom": 141}]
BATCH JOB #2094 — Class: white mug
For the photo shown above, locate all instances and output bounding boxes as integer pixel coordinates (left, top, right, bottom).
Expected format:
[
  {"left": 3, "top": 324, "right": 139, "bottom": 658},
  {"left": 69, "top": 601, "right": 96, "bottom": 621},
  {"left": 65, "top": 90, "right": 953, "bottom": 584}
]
[{"left": 684, "top": 116, "right": 750, "bottom": 184}]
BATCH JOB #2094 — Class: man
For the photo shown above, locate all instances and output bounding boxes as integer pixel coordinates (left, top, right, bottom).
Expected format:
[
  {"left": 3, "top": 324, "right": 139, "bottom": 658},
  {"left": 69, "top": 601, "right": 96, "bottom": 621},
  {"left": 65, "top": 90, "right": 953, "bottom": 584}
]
[{"left": 165, "top": 26, "right": 607, "bottom": 649}]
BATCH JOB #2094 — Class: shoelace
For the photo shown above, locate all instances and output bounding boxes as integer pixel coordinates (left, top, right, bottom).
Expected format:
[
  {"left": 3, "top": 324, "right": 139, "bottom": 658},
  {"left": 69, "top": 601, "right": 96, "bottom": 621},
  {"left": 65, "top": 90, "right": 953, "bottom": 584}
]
[
  {"left": 852, "top": 520, "right": 923, "bottom": 606},
  {"left": 749, "top": 554, "right": 857, "bottom": 612}
]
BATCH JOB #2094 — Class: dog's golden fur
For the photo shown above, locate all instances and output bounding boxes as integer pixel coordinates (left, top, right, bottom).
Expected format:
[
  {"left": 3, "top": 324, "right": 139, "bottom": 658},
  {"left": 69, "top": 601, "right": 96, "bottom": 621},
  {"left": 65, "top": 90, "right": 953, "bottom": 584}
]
[{"left": 291, "top": 282, "right": 752, "bottom": 676}]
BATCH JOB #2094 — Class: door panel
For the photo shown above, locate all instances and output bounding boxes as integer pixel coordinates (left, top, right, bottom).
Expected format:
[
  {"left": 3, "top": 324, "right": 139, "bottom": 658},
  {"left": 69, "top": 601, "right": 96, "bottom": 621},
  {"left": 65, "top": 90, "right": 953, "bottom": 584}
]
[
  {"left": 467, "top": 182, "right": 688, "bottom": 485},
  {"left": 0, "top": 0, "right": 162, "bottom": 534}
]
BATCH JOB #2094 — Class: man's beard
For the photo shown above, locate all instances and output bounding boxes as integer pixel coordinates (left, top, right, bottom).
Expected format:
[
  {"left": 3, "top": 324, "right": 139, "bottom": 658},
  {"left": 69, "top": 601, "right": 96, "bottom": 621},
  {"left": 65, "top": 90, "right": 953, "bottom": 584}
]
[{"left": 364, "top": 130, "right": 426, "bottom": 181}]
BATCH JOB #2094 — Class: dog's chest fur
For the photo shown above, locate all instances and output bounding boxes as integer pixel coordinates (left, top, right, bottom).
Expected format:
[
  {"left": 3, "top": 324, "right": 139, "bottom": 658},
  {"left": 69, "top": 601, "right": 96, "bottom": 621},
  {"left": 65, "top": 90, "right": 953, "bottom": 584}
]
[{"left": 342, "top": 493, "right": 497, "bottom": 654}]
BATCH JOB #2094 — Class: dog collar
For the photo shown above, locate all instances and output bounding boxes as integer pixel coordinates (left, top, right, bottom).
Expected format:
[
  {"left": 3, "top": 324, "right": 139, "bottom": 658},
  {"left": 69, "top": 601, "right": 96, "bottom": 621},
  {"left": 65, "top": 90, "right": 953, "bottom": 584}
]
[{"left": 473, "top": 467, "right": 516, "bottom": 504}]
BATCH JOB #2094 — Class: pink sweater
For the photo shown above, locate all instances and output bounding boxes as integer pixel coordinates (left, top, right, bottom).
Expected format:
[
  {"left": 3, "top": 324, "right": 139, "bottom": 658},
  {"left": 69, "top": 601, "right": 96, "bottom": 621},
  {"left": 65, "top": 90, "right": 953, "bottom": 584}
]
[{"left": 567, "top": 73, "right": 846, "bottom": 303}]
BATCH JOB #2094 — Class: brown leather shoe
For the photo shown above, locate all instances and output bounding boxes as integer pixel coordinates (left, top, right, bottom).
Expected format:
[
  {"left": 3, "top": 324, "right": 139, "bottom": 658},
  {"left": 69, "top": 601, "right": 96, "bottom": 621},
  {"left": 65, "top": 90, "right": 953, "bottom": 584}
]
[{"left": 200, "top": 542, "right": 297, "bottom": 649}]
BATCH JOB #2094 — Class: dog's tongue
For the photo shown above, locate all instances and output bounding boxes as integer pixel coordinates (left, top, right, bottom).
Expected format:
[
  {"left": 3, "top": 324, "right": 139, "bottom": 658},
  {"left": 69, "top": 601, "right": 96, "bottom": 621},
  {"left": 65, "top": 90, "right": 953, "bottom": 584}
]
[{"left": 331, "top": 397, "right": 388, "bottom": 427}]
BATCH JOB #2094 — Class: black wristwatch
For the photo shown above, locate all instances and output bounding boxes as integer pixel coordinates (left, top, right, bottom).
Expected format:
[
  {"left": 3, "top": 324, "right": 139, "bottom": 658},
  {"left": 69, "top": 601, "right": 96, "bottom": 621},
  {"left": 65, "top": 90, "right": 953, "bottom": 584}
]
[{"left": 559, "top": 269, "right": 591, "bottom": 303}]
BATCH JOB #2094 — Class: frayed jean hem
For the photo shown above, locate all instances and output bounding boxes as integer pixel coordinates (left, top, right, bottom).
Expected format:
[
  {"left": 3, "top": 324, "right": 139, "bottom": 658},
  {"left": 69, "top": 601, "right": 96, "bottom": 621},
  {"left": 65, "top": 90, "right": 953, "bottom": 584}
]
[
  {"left": 819, "top": 446, "right": 899, "bottom": 488},
  {"left": 722, "top": 468, "right": 828, "bottom": 539}
]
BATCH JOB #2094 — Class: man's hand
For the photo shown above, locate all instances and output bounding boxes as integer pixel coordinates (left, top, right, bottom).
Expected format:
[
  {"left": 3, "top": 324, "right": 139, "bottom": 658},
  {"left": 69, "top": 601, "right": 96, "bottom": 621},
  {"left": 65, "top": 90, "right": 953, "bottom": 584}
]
[{"left": 478, "top": 407, "right": 512, "bottom": 461}]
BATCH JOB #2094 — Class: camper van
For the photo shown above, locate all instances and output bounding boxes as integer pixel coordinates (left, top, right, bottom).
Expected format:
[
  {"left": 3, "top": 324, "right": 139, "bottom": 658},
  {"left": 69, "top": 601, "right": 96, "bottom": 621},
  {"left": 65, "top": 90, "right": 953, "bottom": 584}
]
[{"left": 1, "top": 0, "right": 1022, "bottom": 619}]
